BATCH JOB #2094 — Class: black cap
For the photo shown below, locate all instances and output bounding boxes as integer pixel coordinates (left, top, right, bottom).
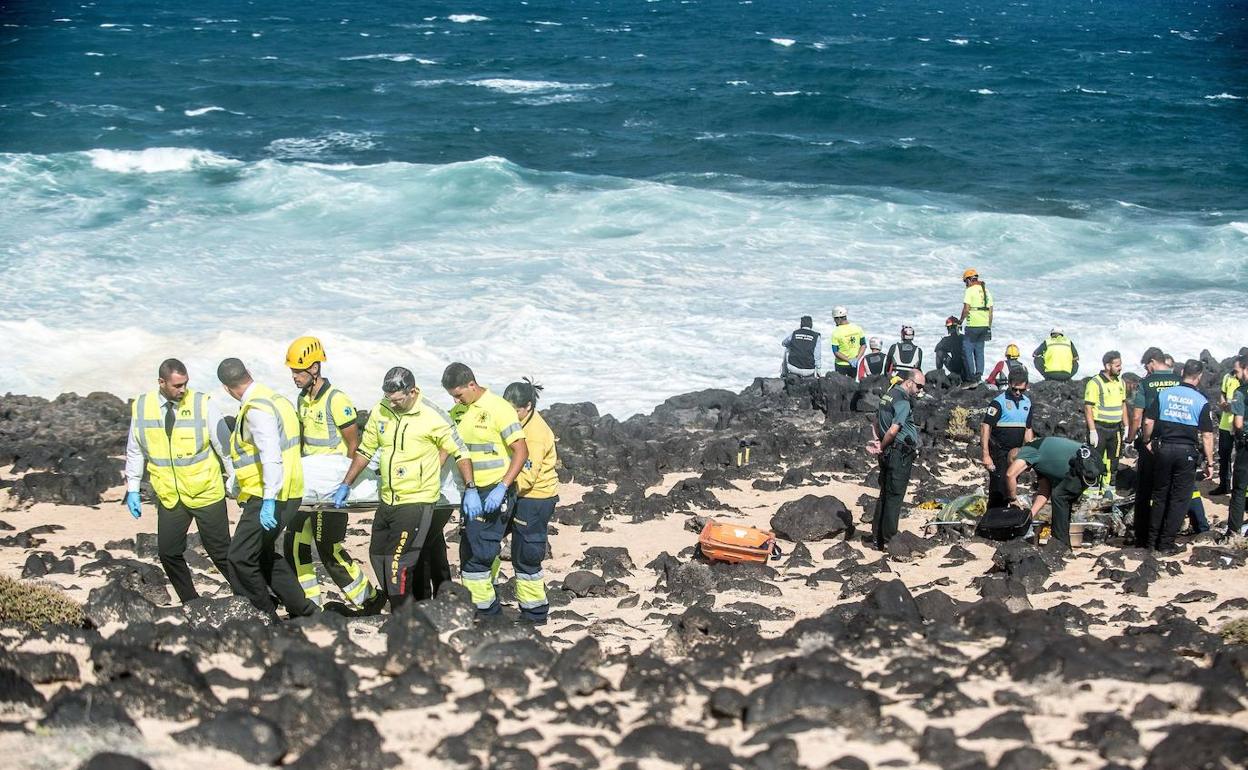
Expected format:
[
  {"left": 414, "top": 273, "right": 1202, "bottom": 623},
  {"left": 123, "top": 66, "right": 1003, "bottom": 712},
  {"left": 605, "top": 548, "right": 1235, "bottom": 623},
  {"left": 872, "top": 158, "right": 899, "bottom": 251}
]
[{"left": 1140, "top": 346, "right": 1165, "bottom": 365}]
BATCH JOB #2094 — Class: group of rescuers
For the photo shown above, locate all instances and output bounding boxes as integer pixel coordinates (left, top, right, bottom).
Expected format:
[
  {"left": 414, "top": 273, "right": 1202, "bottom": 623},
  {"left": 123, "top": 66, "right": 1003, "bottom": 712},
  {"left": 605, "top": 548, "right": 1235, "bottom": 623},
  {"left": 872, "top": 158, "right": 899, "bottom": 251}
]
[
  {"left": 124, "top": 337, "right": 559, "bottom": 622},
  {"left": 788, "top": 269, "right": 1247, "bottom": 555},
  {"left": 781, "top": 269, "right": 1082, "bottom": 386}
]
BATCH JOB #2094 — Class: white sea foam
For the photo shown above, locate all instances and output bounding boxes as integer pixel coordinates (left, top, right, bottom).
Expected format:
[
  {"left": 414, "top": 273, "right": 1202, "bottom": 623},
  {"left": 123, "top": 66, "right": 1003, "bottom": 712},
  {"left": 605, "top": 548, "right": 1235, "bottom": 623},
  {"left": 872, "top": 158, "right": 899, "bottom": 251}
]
[
  {"left": 1073, "top": 86, "right": 1108, "bottom": 94},
  {"left": 448, "top": 14, "right": 489, "bottom": 23},
  {"left": 2, "top": 153, "right": 1244, "bottom": 417},
  {"left": 1204, "top": 93, "right": 1243, "bottom": 101},
  {"left": 184, "top": 106, "right": 227, "bottom": 117},
  {"left": 84, "top": 147, "right": 237, "bottom": 173},
  {"left": 971, "top": 89, "right": 995, "bottom": 95},
  {"left": 341, "top": 53, "right": 437, "bottom": 63},
  {"left": 770, "top": 38, "right": 796, "bottom": 47},
  {"left": 265, "top": 131, "right": 378, "bottom": 158},
  {"left": 518, "top": 93, "right": 590, "bottom": 106},
  {"left": 947, "top": 38, "right": 969, "bottom": 45}
]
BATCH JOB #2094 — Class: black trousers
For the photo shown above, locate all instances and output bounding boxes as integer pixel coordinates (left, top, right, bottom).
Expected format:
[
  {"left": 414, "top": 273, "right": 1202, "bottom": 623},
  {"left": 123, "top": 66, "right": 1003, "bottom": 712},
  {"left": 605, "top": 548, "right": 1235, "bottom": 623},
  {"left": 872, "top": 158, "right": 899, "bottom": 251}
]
[
  {"left": 873, "top": 445, "right": 915, "bottom": 548},
  {"left": 156, "top": 498, "right": 233, "bottom": 603},
  {"left": 1218, "top": 429, "right": 1235, "bottom": 487},
  {"left": 1132, "top": 440, "right": 1155, "bottom": 547},
  {"left": 370, "top": 502, "right": 437, "bottom": 611},
  {"left": 1149, "top": 442, "right": 1198, "bottom": 550},
  {"left": 227, "top": 498, "right": 316, "bottom": 617},
  {"left": 1094, "top": 422, "right": 1123, "bottom": 489},
  {"left": 1226, "top": 445, "right": 1248, "bottom": 536},
  {"left": 1048, "top": 473, "right": 1088, "bottom": 548},
  {"left": 986, "top": 443, "right": 1012, "bottom": 509},
  {"left": 413, "top": 506, "right": 454, "bottom": 601}
]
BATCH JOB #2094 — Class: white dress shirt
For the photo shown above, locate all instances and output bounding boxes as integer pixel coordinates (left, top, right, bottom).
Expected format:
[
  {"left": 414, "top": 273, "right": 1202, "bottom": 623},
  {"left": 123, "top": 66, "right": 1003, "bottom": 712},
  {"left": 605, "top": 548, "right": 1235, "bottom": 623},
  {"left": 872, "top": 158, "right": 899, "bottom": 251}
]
[{"left": 125, "top": 390, "right": 234, "bottom": 494}]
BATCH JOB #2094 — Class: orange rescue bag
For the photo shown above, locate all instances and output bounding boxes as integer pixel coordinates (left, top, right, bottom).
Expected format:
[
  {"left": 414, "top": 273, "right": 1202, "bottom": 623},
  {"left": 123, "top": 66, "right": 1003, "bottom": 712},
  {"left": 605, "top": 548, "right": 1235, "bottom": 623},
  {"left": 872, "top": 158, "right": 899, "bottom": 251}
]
[{"left": 697, "top": 519, "right": 780, "bottom": 564}]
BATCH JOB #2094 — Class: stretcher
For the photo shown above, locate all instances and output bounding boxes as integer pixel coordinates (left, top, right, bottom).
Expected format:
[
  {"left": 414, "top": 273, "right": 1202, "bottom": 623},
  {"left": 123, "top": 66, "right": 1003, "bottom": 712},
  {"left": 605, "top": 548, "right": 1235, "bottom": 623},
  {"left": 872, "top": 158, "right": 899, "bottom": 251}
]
[{"left": 299, "top": 454, "right": 464, "bottom": 510}]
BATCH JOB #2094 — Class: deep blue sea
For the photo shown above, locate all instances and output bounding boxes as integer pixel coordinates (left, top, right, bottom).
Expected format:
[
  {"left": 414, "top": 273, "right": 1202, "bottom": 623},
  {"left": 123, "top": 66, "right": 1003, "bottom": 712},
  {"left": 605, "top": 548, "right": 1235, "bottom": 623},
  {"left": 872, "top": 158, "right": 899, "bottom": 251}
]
[{"left": 1, "top": 0, "right": 1245, "bottom": 414}]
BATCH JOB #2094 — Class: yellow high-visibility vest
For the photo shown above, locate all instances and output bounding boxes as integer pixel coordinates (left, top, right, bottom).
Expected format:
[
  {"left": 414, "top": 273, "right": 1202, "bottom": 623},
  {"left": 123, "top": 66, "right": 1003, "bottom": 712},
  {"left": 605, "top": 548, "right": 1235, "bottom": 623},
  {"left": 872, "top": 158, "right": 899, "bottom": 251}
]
[
  {"left": 131, "top": 389, "right": 225, "bottom": 509},
  {"left": 230, "top": 383, "right": 303, "bottom": 502}
]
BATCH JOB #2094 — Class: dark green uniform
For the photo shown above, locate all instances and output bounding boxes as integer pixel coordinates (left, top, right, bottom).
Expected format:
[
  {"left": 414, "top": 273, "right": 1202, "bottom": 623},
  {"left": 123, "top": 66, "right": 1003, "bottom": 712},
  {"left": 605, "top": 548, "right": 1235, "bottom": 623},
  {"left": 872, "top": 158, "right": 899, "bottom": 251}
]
[
  {"left": 873, "top": 384, "right": 918, "bottom": 548},
  {"left": 1131, "top": 370, "right": 1181, "bottom": 546},
  {"left": 1016, "top": 437, "right": 1086, "bottom": 548}
]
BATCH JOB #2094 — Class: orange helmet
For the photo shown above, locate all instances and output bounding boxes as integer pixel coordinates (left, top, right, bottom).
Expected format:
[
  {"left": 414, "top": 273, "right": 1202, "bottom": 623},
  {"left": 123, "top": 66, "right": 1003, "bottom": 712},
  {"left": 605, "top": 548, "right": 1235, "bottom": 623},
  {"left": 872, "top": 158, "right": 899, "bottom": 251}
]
[
  {"left": 286, "top": 336, "right": 326, "bottom": 370},
  {"left": 962, "top": 268, "right": 979, "bottom": 281}
]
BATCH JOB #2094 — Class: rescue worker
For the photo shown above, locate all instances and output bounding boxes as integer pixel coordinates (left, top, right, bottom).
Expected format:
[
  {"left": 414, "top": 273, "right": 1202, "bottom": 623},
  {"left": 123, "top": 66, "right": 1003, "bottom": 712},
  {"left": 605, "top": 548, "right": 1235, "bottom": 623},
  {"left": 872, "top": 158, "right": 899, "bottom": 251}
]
[
  {"left": 1141, "top": 359, "right": 1215, "bottom": 555},
  {"left": 935, "top": 317, "right": 967, "bottom": 381},
  {"left": 1084, "top": 350, "right": 1129, "bottom": 497},
  {"left": 868, "top": 369, "right": 925, "bottom": 549},
  {"left": 286, "top": 336, "right": 385, "bottom": 614},
  {"left": 502, "top": 378, "right": 559, "bottom": 624},
  {"left": 1004, "top": 436, "right": 1101, "bottom": 549},
  {"left": 957, "top": 268, "right": 994, "bottom": 386},
  {"left": 332, "top": 367, "right": 473, "bottom": 610},
  {"left": 124, "top": 358, "right": 236, "bottom": 603},
  {"left": 980, "top": 368, "right": 1034, "bottom": 508},
  {"left": 1212, "top": 351, "right": 1245, "bottom": 495},
  {"left": 441, "top": 363, "right": 531, "bottom": 615},
  {"left": 856, "top": 337, "right": 887, "bottom": 381},
  {"left": 885, "top": 325, "right": 923, "bottom": 376},
  {"left": 1128, "top": 347, "right": 1181, "bottom": 547},
  {"left": 1222, "top": 354, "right": 1248, "bottom": 538},
  {"left": 780, "top": 316, "right": 821, "bottom": 378},
  {"left": 217, "top": 358, "right": 316, "bottom": 617},
  {"left": 985, "top": 344, "right": 1028, "bottom": 391},
  {"left": 1032, "top": 328, "right": 1079, "bottom": 381},
  {"left": 829, "top": 306, "right": 866, "bottom": 378}
]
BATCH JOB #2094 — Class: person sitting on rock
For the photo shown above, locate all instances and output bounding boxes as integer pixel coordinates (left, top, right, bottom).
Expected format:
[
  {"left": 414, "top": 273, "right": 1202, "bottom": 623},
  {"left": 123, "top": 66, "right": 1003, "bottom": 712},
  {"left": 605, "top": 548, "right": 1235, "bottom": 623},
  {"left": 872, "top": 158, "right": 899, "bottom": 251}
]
[
  {"left": 986, "top": 344, "right": 1028, "bottom": 390},
  {"left": 886, "top": 325, "right": 923, "bottom": 377},
  {"left": 780, "top": 315, "right": 821, "bottom": 378},
  {"left": 935, "top": 317, "right": 967, "bottom": 381},
  {"left": 856, "top": 337, "right": 887, "bottom": 381},
  {"left": 1033, "top": 328, "right": 1079, "bottom": 382}
]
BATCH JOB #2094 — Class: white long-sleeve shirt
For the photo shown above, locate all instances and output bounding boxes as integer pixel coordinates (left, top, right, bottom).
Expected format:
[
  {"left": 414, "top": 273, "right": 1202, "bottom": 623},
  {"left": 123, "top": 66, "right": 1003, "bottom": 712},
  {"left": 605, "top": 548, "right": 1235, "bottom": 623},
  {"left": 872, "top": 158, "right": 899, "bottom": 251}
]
[
  {"left": 125, "top": 390, "right": 234, "bottom": 494},
  {"left": 237, "top": 383, "right": 285, "bottom": 500}
]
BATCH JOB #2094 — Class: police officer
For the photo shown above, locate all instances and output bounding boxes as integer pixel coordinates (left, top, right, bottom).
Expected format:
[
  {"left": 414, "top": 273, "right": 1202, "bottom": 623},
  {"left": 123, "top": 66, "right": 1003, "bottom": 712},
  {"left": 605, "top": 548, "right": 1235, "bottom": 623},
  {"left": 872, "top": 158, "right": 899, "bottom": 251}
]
[
  {"left": 285, "top": 336, "right": 385, "bottom": 614},
  {"left": 868, "top": 369, "right": 925, "bottom": 549},
  {"left": 1141, "top": 359, "right": 1215, "bottom": 555},
  {"left": 980, "top": 368, "right": 1034, "bottom": 508},
  {"left": 218, "top": 358, "right": 316, "bottom": 617},
  {"left": 333, "top": 367, "right": 473, "bottom": 610},
  {"left": 441, "top": 362, "right": 531, "bottom": 615},
  {"left": 1212, "top": 350, "right": 1246, "bottom": 495},
  {"left": 856, "top": 338, "right": 887, "bottom": 380},
  {"left": 885, "top": 325, "right": 923, "bottom": 376},
  {"left": 1221, "top": 354, "right": 1248, "bottom": 538},
  {"left": 1004, "top": 436, "right": 1100, "bottom": 548},
  {"left": 830, "top": 306, "right": 866, "bottom": 378},
  {"left": 124, "top": 358, "right": 236, "bottom": 603},
  {"left": 935, "top": 317, "right": 967, "bottom": 381},
  {"left": 1128, "top": 347, "right": 1181, "bottom": 547},
  {"left": 780, "top": 316, "right": 821, "bottom": 378},
  {"left": 1084, "top": 350, "right": 1128, "bottom": 497},
  {"left": 1032, "top": 328, "right": 1079, "bottom": 381},
  {"left": 957, "top": 268, "right": 994, "bottom": 386}
]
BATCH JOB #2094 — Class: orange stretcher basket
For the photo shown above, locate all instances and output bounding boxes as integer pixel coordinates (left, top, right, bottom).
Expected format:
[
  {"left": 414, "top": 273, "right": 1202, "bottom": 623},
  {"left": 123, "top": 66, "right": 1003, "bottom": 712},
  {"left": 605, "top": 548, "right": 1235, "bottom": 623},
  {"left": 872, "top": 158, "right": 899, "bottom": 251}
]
[{"left": 697, "top": 519, "right": 781, "bottom": 564}]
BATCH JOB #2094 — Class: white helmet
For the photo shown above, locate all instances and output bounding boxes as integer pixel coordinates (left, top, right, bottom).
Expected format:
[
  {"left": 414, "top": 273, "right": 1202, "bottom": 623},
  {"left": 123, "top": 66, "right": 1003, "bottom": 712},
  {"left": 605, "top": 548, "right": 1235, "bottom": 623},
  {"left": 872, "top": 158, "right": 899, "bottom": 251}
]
[
  {"left": 868, "top": 337, "right": 882, "bottom": 350},
  {"left": 833, "top": 305, "right": 848, "bottom": 319}
]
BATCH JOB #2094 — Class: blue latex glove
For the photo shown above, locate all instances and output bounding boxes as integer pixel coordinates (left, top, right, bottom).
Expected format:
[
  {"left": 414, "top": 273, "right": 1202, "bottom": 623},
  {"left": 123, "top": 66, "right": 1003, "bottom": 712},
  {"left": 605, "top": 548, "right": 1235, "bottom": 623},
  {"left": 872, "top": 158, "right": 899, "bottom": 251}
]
[
  {"left": 483, "top": 484, "right": 508, "bottom": 514},
  {"left": 259, "top": 499, "right": 278, "bottom": 531},
  {"left": 125, "top": 491, "right": 142, "bottom": 519},
  {"left": 332, "top": 483, "right": 351, "bottom": 508},
  {"left": 462, "top": 487, "right": 483, "bottom": 521}
]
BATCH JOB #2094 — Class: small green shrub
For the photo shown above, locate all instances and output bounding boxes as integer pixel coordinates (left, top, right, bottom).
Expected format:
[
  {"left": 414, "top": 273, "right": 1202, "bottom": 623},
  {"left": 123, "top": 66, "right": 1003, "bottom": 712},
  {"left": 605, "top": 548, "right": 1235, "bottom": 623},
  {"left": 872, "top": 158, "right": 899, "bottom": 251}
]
[
  {"left": 0, "top": 574, "right": 85, "bottom": 629},
  {"left": 1219, "top": 617, "right": 1248, "bottom": 646}
]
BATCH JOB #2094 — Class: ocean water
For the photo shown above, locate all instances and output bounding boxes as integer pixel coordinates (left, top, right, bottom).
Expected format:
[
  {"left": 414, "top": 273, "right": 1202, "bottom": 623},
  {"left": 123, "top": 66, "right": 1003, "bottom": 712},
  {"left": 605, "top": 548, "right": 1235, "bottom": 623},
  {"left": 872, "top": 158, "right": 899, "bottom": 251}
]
[{"left": 1, "top": 0, "right": 1245, "bottom": 415}]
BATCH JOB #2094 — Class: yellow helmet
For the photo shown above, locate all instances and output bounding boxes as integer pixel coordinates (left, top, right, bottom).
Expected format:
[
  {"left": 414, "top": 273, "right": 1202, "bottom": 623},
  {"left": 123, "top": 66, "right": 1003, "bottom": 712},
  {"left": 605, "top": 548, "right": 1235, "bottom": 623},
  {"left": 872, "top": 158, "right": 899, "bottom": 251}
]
[
  {"left": 1005, "top": 343, "right": 1020, "bottom": 359},
  {"left": 286, "top": 336, "right": 326, "bottom": 370}
]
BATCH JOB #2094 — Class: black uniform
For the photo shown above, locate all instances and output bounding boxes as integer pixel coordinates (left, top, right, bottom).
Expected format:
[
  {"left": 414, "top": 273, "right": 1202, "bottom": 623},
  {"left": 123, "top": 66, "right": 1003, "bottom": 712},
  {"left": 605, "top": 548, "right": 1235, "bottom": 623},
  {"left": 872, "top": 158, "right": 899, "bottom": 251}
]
[
  {"left": 1145, "top": 383, "right": 1212, "bottom": 551},
  {"left": 886, "top": 341, "right": 923, "bottom": 375},
  {"left": 1131, "top": 370, "right": 1181, "bottom": 546},
  {"left": 935, "top": 332, "right": 967, "bottom": 380},
  {"left": 782, "top": 327, "right": 820, "bottom": 376}
]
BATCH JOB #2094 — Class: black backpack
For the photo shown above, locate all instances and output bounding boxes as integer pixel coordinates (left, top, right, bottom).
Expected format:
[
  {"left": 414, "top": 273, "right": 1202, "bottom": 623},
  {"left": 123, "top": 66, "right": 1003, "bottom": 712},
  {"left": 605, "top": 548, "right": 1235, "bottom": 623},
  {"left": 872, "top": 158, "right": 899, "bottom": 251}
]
[{"left": 1069, "top": 443, "right": 1104, "bottom": 486}]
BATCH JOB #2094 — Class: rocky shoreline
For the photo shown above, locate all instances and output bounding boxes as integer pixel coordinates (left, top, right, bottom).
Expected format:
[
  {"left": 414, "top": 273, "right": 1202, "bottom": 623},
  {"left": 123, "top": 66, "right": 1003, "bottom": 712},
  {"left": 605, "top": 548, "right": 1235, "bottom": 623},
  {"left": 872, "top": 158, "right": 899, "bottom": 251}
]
[{"left": 1, "top": 361, "right": 1247, "bottom": 769}]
